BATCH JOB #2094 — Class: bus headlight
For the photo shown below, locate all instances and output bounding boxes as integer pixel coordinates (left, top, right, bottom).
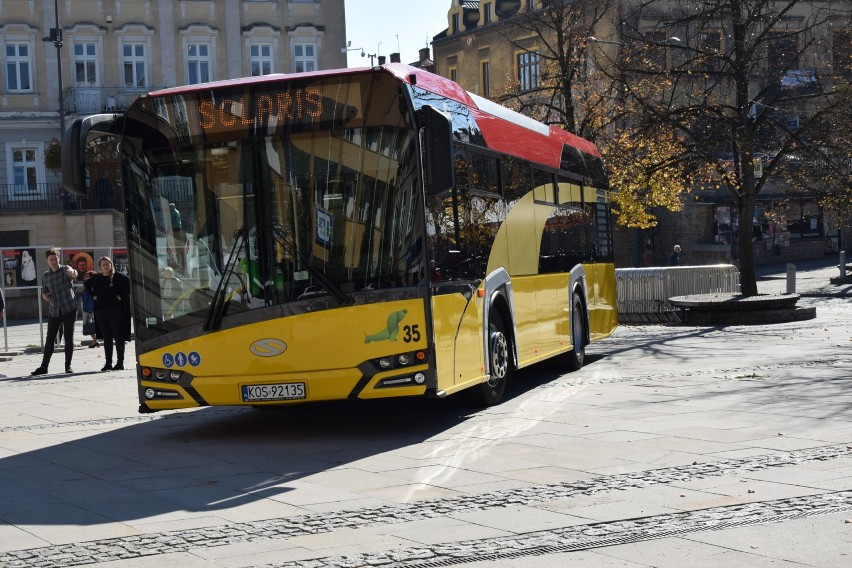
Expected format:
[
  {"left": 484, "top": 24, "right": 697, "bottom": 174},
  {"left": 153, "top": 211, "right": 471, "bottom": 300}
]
[
  {"left": 414, "top": 373, "right": 426, "bottom": 384},
  {"left": 398, "top": 353, "right": 411, "bottom": 366},
  {"left": 379, "top": 357, "right": 393, "bottom": 369}
]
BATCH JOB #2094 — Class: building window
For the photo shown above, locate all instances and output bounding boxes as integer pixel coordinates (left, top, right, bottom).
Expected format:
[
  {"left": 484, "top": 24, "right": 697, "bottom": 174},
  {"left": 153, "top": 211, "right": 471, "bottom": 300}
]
[
  {"left": 250, "top": 43, "right": 274, "bottom": 75},
  {"left": 785, "top": 201, "right": 823, "bottom": 239},
  {"left": 449, "top": 66, "right": 457, "bottom": 82},
  {"left": 517, "top": 50, "right": 540, "bottom": 91},
  {"left": 121, "top": 43, "right": 147, "bottom": 88},
  {"left": 767, "top": 32, "right": 799, "bottom": 78},
  {"left": 293, "top": 43, "right": 316, "bottom": 72},
  {"left": 712, "top": 205, "right": 732, "bottom": 244},
  {"left": 481, "top": 60, "right": 490, "bottom": 97},
  {"left": 74, "top": 42, "right": 99, "bottom": 85},
  {"left": 187, "top": 43, "right": 212, "bottom": 84},
  {"left": 5, "top": 43, "right": 32, "bottom": 92},
  {"left": 832, "top": 31, "right": 851, "bottom": 78},
  {"left": 452, "top": 13, "right": 460, "bottom": 34},
  {"left": 484, "top": 3, "right": 493, "bottom": 24},
  {"left": 526, "top": 0, "right": 535, "bottom": 11},
  {"left": 699, "top": 31, "right": 721, "bottom": 72},
  {"left": 642, "top": 31, "right": 670, "bottom": 70},
  {"left": 7, "top": 144, "right": 42, "bottom": 195}
]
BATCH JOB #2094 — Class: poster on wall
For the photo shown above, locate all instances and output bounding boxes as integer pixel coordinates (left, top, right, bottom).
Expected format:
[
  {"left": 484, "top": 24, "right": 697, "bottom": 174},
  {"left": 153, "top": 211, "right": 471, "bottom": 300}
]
[
  {"left": 17, "top": 248, "right": 38, "bottom": 287},
  {"left": 3, "top": 250, "right": 18, "bottom": 287},
  {"left": 113, "top": 249, "right": 129, "bottom": 276},
  {"left": 66, "top": 251, "right": 95, "bottom": 275}
]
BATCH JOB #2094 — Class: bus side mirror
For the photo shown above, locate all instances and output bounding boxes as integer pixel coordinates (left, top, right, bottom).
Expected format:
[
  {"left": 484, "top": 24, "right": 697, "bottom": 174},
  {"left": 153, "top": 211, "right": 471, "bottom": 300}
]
[
  {"left": 420, "top": 105, "right": 455, "bottom": 195},
  {"left": 62, "top": 113, "right": 122, "bottom": 195}
]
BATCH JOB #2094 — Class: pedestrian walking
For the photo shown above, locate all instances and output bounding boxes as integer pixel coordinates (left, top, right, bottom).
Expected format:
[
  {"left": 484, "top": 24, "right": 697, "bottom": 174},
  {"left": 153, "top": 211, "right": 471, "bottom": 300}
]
[
  {"left": 85, "top": 256, "right": 131, "bottom": 371},
  {"left": 32, "top": 248, "right": 78, "bottom": 375},
  {"left": 670, "top": 244, "right": 681, "bottom": 266}
]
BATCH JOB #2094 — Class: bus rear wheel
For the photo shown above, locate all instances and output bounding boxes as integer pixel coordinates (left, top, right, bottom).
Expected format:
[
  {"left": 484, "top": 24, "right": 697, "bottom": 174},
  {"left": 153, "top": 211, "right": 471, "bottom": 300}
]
[
  {"left": 565, "top": 292, "right": 586, "bottom": 371},
  {"left": 470, "top": 311, "right": 512, "bottom": 406}
]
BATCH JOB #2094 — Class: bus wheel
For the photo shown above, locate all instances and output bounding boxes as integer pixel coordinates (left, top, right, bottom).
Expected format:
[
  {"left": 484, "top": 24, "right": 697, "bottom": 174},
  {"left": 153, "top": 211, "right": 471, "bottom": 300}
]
[
  {"left": 471, "top": 311, "right": 512, "bottom": 406},
  {"left": 565, "top": 292, "right": 586, "bottom": 371}
]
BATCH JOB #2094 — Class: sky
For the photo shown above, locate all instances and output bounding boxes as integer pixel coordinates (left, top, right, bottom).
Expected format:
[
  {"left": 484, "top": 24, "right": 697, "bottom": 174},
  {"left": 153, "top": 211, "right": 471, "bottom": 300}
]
[{"left": 343, "top": 0, "right": 450, "bottom": 67}]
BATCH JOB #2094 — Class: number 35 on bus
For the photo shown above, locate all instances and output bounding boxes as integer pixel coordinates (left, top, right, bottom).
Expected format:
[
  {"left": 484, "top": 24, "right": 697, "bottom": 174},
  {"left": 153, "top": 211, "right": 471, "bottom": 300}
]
[{"left": 62, "top": 63, "right": 618, "bottom": 412}]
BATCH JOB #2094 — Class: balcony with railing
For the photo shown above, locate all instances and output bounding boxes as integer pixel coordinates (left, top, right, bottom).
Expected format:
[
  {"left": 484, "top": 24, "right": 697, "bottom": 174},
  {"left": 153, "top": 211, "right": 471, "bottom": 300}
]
[
  {"left": 63, "top": 86, "right": 162, "bottom": 115},
  {"left": 0, "top": 183, "right": 123, "bottom": 213}
]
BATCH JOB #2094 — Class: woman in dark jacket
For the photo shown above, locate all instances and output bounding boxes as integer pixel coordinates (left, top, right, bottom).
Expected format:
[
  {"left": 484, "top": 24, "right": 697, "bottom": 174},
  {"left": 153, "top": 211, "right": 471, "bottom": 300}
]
[{"left": 85, "top": 256, "right": 131, "bottom": 371}]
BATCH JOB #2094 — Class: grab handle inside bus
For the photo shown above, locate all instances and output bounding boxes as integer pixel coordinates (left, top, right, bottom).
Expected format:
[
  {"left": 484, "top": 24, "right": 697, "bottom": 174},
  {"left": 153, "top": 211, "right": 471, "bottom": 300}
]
[
  {"left": 419, "top": 105, "right": 455, "bottom": 195},
  {"left": 62, "top": 113, "right": 123, "bottom": 195}
]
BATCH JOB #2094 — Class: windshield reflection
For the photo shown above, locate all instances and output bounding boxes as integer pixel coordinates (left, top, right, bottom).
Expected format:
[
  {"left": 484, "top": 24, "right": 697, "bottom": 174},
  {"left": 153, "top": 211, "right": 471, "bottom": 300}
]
[{"left": 121, "top": 76, "right": 426, "bottom": 342}]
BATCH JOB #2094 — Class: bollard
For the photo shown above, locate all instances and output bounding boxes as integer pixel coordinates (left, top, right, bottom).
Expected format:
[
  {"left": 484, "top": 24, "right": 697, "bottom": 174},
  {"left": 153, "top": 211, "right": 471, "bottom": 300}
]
[
  {"left": 841, "top": 251, "right": 847, "bottom": 278},
  {"left": 786, "top": 263, "right": 796, "bottom": 294}
]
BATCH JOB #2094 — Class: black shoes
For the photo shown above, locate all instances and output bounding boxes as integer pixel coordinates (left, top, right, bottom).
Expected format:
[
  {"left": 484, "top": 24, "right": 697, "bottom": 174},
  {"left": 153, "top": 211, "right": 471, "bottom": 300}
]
[
  {"left": 113, "top": 363, "right": 124, "bottom": 371},
  {"left": 101, "top": 363, "right": 113, "bottom": 372},
  {"left": 65, "top": 366, "right": 73, "bottom": 374},
  {"left": 31, "top": 367, "right": 47, "bottom": 376}
]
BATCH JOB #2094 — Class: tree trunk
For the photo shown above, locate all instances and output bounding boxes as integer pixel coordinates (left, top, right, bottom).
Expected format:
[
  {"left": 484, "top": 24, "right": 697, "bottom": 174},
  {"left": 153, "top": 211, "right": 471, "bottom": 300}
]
[{"left": 737, "top": 193, "right": 758, "bottom": 296}]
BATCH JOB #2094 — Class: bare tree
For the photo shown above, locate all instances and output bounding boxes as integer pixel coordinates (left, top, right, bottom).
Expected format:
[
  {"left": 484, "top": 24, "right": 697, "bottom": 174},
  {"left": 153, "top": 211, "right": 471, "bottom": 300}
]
[
  {"left": 613, "top": 0, "right": 851, "bottom": 294},
  {"left": 497, "top": 0, "right": 619, "bottom": 139}
]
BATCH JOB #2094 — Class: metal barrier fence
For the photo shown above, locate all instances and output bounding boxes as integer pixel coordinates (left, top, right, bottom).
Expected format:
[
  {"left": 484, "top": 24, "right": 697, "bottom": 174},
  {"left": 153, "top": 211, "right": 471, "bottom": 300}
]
[{"left": 616, "top": 265, "right": 741, "bottom": 323}]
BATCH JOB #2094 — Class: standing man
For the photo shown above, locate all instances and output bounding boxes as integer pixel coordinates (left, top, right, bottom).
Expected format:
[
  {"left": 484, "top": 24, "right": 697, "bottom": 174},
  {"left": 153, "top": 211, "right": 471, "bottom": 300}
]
[
  {"left": 32, "top": 248, "right": 78, "bottom": 375},
  {"left": 670, "top": 244, "right": 681, "bottom": 266}
]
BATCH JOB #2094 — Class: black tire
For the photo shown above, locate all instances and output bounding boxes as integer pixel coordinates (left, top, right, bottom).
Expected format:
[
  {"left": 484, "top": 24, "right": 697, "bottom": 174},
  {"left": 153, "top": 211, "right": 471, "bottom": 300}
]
[
  {"left": 470, "top": 310, "right": 512, "bottom": 406},
  {"left": 565, "top": 292, "right": 586, "bottom": 371}
]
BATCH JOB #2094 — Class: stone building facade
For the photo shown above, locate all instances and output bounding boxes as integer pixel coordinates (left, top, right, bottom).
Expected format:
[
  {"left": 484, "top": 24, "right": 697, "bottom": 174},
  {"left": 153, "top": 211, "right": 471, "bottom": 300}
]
[{"left": 0, "top": 0, "right": 346, "bottom": 317}]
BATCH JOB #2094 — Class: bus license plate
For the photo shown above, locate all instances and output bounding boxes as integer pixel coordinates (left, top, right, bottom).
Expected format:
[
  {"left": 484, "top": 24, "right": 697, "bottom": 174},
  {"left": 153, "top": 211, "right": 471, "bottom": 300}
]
[{"left": 242, "top": 382, "right": 306, "bottom": 402}]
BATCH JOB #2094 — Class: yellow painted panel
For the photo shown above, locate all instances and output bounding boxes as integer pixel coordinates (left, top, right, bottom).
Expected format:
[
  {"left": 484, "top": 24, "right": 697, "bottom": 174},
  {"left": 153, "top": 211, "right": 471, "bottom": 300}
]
[
  {"left": 487, "top": 191, "right": 554, "bottom": 277},
  {"left": 138, "top": 299, "right": 428, "bottom": 405},
  {"left": 583, "top": 262, "right": 619, "bottom": 339},
  {"left": 431, "top": 292, "right": 484, "bottom": 390},
  {"left": 556, "top": 182, "right": 582, "bottom": 205},
  {"left": 512, "top": 274, "right": 572, "bottom": 367},
  {"left": 535, "top": 272, "right": 571, "bottom": 354},
  {"left": 533, "top": 183, "right": 555, "bottom": 203},
  {"left": 509, "top": 277, "right": 540, "bottom": 366}
]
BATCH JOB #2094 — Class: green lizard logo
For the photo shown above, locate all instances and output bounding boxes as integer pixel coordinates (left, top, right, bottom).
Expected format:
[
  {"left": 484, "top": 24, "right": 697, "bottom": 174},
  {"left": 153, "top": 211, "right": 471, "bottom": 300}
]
[{"left": 364, "top": 309, "right": 408, "bottom": 343}]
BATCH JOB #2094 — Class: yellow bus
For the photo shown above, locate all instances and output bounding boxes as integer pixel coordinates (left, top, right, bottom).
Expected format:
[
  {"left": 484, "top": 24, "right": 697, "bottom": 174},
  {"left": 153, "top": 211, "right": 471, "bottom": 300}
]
[{"left": 62, "top": 63, "right": 617, "bottom": 412}]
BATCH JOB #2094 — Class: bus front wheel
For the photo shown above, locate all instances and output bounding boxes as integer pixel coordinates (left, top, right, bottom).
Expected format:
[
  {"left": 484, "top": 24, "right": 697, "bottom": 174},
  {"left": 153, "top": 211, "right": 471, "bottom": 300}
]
[
  {"left": 470, "top": 311, "right": 512, "bottom": 406},
  {"left": 565, "top": 292, "right": 586, "bottom": 371}
]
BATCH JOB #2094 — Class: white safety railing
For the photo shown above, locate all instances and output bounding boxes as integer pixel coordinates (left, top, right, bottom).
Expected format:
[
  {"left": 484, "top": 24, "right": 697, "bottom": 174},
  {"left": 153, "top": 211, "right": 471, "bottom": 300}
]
[{"left": 616, "top": 265, "right": 740, "bottom": 323}]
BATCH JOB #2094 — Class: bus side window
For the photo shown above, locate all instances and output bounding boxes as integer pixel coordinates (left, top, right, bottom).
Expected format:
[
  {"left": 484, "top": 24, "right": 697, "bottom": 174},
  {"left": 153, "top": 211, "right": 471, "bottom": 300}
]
[{"left": 502, "top": 156, "right": 531, "bottom": 206}]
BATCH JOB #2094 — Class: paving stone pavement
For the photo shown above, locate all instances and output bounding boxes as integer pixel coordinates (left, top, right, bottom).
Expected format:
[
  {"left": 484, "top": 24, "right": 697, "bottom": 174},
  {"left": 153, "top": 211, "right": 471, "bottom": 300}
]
[{"left": 0, "top": 257, "right": 850, "bottom": 567}]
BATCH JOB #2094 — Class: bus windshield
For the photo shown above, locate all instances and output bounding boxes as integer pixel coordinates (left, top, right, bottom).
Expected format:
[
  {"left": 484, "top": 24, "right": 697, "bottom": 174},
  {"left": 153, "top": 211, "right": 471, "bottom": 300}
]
[{"left": 120, "top": 71, "right": 425, "bottom": 343}]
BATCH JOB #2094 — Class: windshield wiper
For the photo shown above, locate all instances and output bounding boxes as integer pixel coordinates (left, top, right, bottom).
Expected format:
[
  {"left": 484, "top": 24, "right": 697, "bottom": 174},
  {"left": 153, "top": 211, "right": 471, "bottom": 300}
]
[
  {"left": 204, "top": 229, "right": 247, "bottom": 330},
  {"left": 272, "top": 226, "right": 353, "bottom": 306}
]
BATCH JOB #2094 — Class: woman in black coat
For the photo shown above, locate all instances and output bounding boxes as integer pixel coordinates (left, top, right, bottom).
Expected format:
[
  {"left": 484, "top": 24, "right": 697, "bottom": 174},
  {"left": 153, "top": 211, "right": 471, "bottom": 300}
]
[{"left": 85, "top": 256, "right": 131, "bottom": 371}]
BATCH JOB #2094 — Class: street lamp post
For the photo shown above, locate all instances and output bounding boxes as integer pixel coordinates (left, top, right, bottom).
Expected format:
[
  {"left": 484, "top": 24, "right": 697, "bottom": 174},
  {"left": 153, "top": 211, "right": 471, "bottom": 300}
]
[{"left": 42, "top": 0, "right": 65, "bottom": 134}]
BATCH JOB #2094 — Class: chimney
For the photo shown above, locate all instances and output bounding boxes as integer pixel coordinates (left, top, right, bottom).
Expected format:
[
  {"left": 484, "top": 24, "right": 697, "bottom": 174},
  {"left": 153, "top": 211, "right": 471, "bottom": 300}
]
[
  {"left": 378, "top": 55, "right": 386, "bottom": 65},
  {"left": 419, "top": 47, "right": 430, "bottom": 62},
  {"left": 390, "top": 52, "right": 401, "bottom": 63}
]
